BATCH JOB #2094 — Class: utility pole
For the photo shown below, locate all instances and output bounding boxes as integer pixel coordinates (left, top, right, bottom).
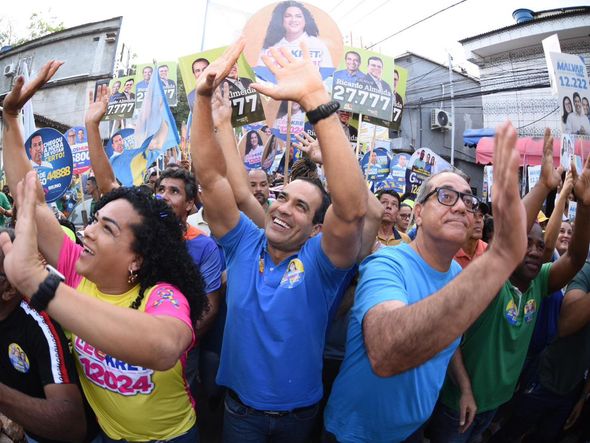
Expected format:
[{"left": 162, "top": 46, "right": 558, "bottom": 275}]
[
  {"left": 448, "top": 53, "right": 455, "bottom": 166},
  {"left": 200, "top": 0, "right": 210, "bottom": 51}
]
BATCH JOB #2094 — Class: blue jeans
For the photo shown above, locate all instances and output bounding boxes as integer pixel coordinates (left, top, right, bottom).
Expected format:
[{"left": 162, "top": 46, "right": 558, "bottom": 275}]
[
  {"left": 95, "top": 424, "right": 199, "bottom": 443},
  {"left": 223, "top": 391, "right": 319, "bottom": 443},
  {"left": 429, "top": 401, "right": 496, "bottom": 443}
]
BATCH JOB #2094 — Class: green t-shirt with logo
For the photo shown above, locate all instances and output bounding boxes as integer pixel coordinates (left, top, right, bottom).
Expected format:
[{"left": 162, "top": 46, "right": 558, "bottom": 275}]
[
  {"left": 0, "top": 192, "right": 12, "bottom": 227},
  {"left": 439, "top": 263, "right": 551, "bottom": 412}
]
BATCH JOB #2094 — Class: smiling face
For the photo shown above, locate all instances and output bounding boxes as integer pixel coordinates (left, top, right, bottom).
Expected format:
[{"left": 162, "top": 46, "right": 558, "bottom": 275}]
[
  {"left": 192, "top": 60, "right": 209, "bottom": 80},
  {"left": 367, "top": 58, "right": 383, "bottom": 80},
  {"left": 564, "top": 97, "right": 573, "bottom": 113},
  {"left": 79, "top": 199, "right": 143, "bottom": 285},
  {"left": 574, "top": 94, "right": 582, "bottom": 115},
  {"left": 283, "top": 6, "right": 305, "bottom": 39},
  {"left": 156, "top": 177, "right": 193, "bottom": 222},
  {"left": 112, "top": 134, "right": 124, "bottom": 153},
  {"left": 158, "top": 66, "right": 169, "bottom": 80},
  {"left": 583, "top": 98, "right": 590, "bottom": 116},
  {"left": 414, "top": 172, "right": 474, "bottom": 246},
  {"left": 556, "top": 221, "right": 573, "bottom": 256},
  {"left": 124, "top": 79, "right": 134, "bottom": 93},
  {"left": 345, "top": 52, "right": 360, "bottom": 73},
  {"left": 265, "top": 179, "right": 322, "bottom": 253},
  {"left": 143, "top": 66, "right": 153, "bottom": 82}
]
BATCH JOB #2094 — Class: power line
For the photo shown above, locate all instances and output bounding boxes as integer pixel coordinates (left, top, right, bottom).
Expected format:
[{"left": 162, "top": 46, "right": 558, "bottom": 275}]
[{"left": 366, "top": 0, "right": 468, "bottom": 49}]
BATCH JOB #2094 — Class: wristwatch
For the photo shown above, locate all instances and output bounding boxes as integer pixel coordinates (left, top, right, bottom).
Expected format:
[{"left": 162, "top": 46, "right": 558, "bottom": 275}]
[
  {"left": 306, "top": 100, "right": 340, "bottom": 125},
  {"left": 29, "top": 265, "right": 65, "bottom": 312}
]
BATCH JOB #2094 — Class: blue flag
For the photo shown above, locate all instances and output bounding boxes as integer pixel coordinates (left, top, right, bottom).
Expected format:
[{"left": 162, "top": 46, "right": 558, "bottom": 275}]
[{"left": 134, "top": 65, "right": 180, "bottom": 167}]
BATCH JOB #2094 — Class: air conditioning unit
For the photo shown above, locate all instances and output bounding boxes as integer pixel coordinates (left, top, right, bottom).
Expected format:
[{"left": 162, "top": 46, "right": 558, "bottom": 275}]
[
  {"left": 431, "top": 109, "right": 452, "bottom": 130},
  {"left": 3, "top": 63, "right": 16, "bottom": 77}
]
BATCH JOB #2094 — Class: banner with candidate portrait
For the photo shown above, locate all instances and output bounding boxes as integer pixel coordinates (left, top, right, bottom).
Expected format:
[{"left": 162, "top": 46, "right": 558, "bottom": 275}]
[
  {"left": 25, "top": 128, "right": 73, "bottom": 203},
  {"left": 65, "top": 126, "right": 91, "bottom": 174},
  {"left": 404, "top": 148, "right": 452, "bottom": 200},
  {"left": 104, "top": 76, "right": 136, "bottom": 120},
  {"left": 107, "top": 129, "right": 149, "bottom": 187},
  {"left": 550, "top": 52, "right": 590, "bottom": 137},
  {"left": 387, "top": 153, "right": 411, "bottom": 195},
  {"left": 179, "top": 47, "right": 266, "bottom": 127},
  {"left": 105, "top": 128, "right": 136, "bottom": 159},
  {"left": 243, "top": 2, "right": 343, "bottom": 83},
  {"left": 360, "top": 147, "right": 391, "bottom": 182},
  {"left": 360, "top": 65, "right": 409, "bottom": 131},
  {"left": 136, "top": 62, "right": 178, "bottom": 108},
  {"left": 328, "top": 46, "right": 395, "bottom": 120}
]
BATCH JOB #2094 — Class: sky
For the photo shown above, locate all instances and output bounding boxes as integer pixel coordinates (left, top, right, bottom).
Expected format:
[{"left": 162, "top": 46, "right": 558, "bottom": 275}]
[{"left": 2, "top": 0, "right": 586, "bottom": 76}]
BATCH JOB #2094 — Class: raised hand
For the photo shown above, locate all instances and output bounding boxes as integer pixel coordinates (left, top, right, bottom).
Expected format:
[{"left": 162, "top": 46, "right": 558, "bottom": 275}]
[
  {"left": 0, "top": 171, "right": 47, "bottom": 297},
  {"left": 294, "top": 132, "right": 322, "bottom": 165},
  {"left": 572, "top": 153, "right": 590, "bottom": 206},
  {"left": 560, "top": 170, "right": 574, "bottom": 198},
  {"left": 211, "top": 82, "right": 232, "bottom": 128},
  {"left": 2, "top": 61, "right": 63, "bottom": 116},
  {"left": 251, "top": 42, "right": 329, "bottom": 112},
  {"left": 197, "top": 38, "right": 245, "bottom": 97},
  {"left": 539, "top": 128, "right": 562, "bottom": 190},
  {"left": 489, "top": 121, "right": 527, "bottom": 264},
  {"left": 85, "top": 84, "right": 110, "bottom": 125}
]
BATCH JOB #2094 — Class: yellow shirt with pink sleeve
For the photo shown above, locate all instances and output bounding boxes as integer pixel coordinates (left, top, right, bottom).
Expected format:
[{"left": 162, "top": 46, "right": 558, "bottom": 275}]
[{"left": 57, "top": 237, "right": 196, "bottom": 441}]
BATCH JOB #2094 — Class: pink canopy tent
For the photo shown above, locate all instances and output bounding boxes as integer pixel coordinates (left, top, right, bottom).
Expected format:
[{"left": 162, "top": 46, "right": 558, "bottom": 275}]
[{"left": 476, "top": 136, "right": 590, "bottom": 166}]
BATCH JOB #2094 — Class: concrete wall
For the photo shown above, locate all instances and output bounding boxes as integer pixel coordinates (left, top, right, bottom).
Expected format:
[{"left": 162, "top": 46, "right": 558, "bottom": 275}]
[
  {"left": 396, "top": 54, "right": 484, "bottom": 193},
  {"left": 0, "top": 17, "right": 122, "bottom": 136}
]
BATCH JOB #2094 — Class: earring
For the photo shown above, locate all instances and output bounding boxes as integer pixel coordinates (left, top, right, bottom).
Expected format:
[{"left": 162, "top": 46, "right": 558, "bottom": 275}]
[{"left": 128, "top": 269, "right": 138, "bottom": 284}]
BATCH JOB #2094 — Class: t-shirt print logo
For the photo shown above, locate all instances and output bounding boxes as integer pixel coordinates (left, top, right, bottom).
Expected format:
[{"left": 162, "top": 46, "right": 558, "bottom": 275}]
[
  {"left": 280, "top": 258, "right": 305, "bottom": 289},
  {"left": 8, "top": 343, "right": 30, "bottom": 373}
]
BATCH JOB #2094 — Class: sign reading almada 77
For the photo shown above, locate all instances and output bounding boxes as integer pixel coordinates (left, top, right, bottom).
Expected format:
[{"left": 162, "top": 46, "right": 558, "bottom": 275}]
[{"left": 329, "top": 46, "right": 395, "bottom": 120}]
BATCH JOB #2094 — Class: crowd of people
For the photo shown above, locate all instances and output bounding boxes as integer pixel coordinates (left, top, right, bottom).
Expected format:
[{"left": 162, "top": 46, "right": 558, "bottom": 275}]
[{"left": 1, "top": 39, "right": 590, "bottom": 443}]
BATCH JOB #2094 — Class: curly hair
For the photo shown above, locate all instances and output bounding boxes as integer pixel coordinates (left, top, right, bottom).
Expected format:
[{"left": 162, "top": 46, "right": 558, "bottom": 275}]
[
  {"left": 262, "top": 1, "right": 320, "bottom": 48},
  {"left": 94, "top": 187, "right": 207, "bottom": 326},
  {"left": 157, "top": 167, "right": 198, "bottom": 202}
]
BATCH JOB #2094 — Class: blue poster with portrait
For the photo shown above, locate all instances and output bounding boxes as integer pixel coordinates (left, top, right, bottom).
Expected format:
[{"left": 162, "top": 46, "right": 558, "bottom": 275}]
[
  {"left": 25, "top": 128, "right": 73, "bottom": 203},
  {"left": 105, "top": 128, "right": 136, "bottom": 159},
  {"left": 65, "top": 126, "right": 91, "bottom": 174},
  {"left": 360, "top": 147, "right": 391, "bottom": 181}
]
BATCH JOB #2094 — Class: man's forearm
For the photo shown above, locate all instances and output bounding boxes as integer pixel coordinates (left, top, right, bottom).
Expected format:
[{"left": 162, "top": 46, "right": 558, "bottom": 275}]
[
  {"left": 85, "top": 121, "right": 118, "bottom": 194},
  {"left": 568, "top": 204, "right": 590, "bottom": 265},
  {"left": 0, "top": 383, "right": 85, "bottom": 442},
  {"left": 365, "top": 250, "right": 511, "bottom": 376}
]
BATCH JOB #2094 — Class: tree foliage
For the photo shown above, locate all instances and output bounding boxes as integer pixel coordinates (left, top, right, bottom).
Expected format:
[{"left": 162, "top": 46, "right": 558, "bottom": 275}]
[{"left": 0, "top": 11, "right": 64, "bottom": 48}]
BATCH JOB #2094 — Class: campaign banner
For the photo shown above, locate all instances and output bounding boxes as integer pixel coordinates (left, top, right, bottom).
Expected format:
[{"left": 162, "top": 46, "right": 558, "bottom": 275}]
[
  {"left": 568, "top": 200, "right": 577, "bottom": 222},
  {"left": 527, "top": 165, "right": 541, "bottom": 191},
  {"left": 359, "top": 65, "right": 408, "bottom": 131},
  {"left": 328, "top": 46, "right": 395, "bottom": 120},
  {"left": 179, "top": 48, "right": 265, "bottom": 126},
  {"left": 360, "top": 148, "right": 391, "bottom": 182},
  {"left": 105, "top": 129, "right": 136, "bottom": 159},
  {"left": 550, "top": 52, "right": 590, "bottom": 136},
  {"left": 239, "top": 129, "right": 269, "bottom": 170},
  {"left": 65, "top": 126, "right": 90, "bottom": 174},
  {"left": 25, "top": 128, "right": 73, "bottom": 203},
  {"left": 387, "top": 153, "right": 411, "bottom": 195},
  {"left": 243, "top": 2, "right": 342, "bottom": 83},
  {"left": 105, "top": 76, "right": 136, "bottom": 120},
  {"left": 560, "top": 133, "right": 576, "bottom": 171},
  {"left": 136, "top": 62, "right": 178, "bottom": 108},
  {"left": 404, "top": 148, "right": 452, "bottom": 200}
]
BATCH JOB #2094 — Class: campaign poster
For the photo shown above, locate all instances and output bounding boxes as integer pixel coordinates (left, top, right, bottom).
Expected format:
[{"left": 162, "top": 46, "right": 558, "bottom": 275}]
[
  {"left": 271, "top": 100, "right": 306, "bottom": 142},
  {"left": 104, "top": 76, "right": 136, "bottom": 120},
  {"left": 388, "top": 153, "right": 411, "bottom": 195},
  {"left": 179, "top": 47, "right": 266, "bottom": 126},
  {"left": 327, "top": 46, "right": 395, "bottom": 120},
  {"left": 360, "top": 65, "right": 409, "bottom": 131},
  {"left": 25, "top": 128, "right": 73, "bottom": 203},
  {"left": 238, "top": 128, "right": 270, "bottom": 170},
  {"left": 404, "top": 148, "right": 452, "bottom": 200},
  {"left": 527, "top": 165, "right": 541, "bottom": 191},
  {"left": 551, "top": 52, "right": 590, "bottom": 136},
  {"left": 359, "top": 115, "right": 390, "bottom": 153},
  {"left": 65, "top": 126, "right": 91, "bottom": 174},
  {"left": 568, "top": 200, "right": 577, "bottom": 222},
  {"left": 243, "top": 2, "right": 343, "bottom": 83},
  {"left": 360, "top": 147, "right": 391, "bottom": 182},
  {"left": 560, "top": 133, "right": 575, "bottom": 171},
  {"left": 105, "top": 128, "right": 136, "bottom": 159},
  {"left": 136, "top": 62, "right": 179, "bottom": 108}
]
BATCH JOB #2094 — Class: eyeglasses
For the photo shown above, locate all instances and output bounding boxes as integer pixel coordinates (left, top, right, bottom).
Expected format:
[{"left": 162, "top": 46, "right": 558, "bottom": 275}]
[
  {"left": 421, "top": 187, "right": 480, "bottom": 213},
  {"left": 399, "top": 214, "right": 411, "bottom": 219}
]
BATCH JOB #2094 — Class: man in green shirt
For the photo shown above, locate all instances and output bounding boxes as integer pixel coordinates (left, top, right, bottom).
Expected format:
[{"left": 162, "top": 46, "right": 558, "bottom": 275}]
[
  {"left": 429, "top": 130, "right": 590, "bottom": 443},
  {"left": 0, "top": 192, "right": 13, "bottom": 227}
]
